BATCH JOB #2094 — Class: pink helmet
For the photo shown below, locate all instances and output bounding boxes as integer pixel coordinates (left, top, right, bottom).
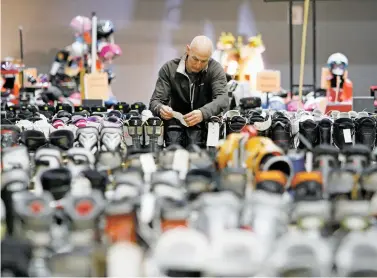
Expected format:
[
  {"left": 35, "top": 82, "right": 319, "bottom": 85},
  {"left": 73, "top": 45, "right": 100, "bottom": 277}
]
[
  {"left": 70, "top": 16, "right": 92, "bottom": 34},
  {"left": 98, "top": 43, "right": 122, "bottom": 61}
]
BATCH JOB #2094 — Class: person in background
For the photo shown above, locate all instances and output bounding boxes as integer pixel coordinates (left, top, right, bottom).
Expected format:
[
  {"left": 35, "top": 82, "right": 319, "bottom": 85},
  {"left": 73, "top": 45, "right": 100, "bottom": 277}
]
[{"left": 149, "top": 35, "right": 229, "bottom": 147}]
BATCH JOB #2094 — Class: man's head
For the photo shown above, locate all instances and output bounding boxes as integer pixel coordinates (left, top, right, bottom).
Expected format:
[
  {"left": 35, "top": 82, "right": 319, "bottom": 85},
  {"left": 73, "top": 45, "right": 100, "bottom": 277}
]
[{"left": 186, "top": 36, "right": 213, "bottom": 73}]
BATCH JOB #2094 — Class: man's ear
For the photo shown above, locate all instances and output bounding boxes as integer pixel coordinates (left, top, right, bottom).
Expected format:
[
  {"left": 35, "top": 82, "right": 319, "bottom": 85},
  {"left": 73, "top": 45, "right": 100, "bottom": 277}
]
[{"left": 186, "top": 44, "right": 190, "bottom": 54}]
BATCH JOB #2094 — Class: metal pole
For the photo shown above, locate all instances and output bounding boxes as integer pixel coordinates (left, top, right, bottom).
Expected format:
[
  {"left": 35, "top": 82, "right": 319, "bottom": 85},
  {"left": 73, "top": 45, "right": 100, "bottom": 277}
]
[
  {"left": 19, "top": 26, "right": 24, "bottom": 87},
  {"left": 298, "top": 0, "right": 311, "bottom": 101},
  {"left": 289, "top": 0, "right": 294, "bottom": 95},
  {"left": 19, "top": 26, "right": 24, "bottom": 62},
  {"left": 91, "top": 12, "right": 98, "bottom": 74},
  {"left": 312, "top": 0, "right": 317, "bottom": 90}
]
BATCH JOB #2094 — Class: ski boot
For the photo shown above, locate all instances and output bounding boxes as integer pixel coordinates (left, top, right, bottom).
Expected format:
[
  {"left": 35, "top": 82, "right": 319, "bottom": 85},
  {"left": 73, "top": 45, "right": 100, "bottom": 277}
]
[
  {"left": 49, "top": 129, "right": 75, "bottom": 150},
  {"left": 48, "top": 188, "right": 105, "bottom": 277},
  {"left": 298, "top": 119, "right": 319, "bottom": 149},
  {"left": 0, "top": 124, "right": 20, "bottom": 150},
  {"left": 332, "top": 115, "right": 355, "bottom": 149},
  {"left": 124, "top": 114, "right": 144, "bottom": 151},
  {"left": 254, "top": 170, "right": 287, "bottom": 195},
  {"left": 359, "top": 165, "right": 377, "bottom": 200},
  {"left": 12, "top": 190, "right": 55, "bottom": 277},
  {"left": 1, "top": 169, "right": 30, "bottom": 236},
  {"left": 318, "top": 118, "right": 333, "bottom": 145},
  {"left": 290, "top": 171, "right": 323, "bottom": 201},
  {"left": 75, "top": 126, "right": 99, "bottom": 154},
  {"left": 1, "top": 145, "right": 30, "bottom": 172},
  {"left": 270, "top": 111, "right": 292, "bottom": 151},
  {"left": 342, "top": 144, "right": 371, "bottom": 172},
  {"left": 335, "top": 229, "right": 377, "bottom": 277},
  {"left": 143, "top": 115, "right": 164, "bottom": 152},
  {"left": 354, "top": 113, "right": 376, "bottom": 150}
]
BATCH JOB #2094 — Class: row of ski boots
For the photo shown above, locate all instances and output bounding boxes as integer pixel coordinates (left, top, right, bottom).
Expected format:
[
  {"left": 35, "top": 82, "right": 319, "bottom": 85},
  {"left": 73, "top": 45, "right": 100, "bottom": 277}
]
[
  {"left": 1, "top": 103, "right": 165, "bottom": 153},
  {"left": 1, "top": 145, "right": 377, "bottom": 276},
  {"left": 212, "top": 109, "right": 377, "bottom": 151},
  {"left": 1, "top": 101, "right": 147, "bottom": 123},
  {"left": 216, "top": 130, "right": 377, "bottom": 194}
]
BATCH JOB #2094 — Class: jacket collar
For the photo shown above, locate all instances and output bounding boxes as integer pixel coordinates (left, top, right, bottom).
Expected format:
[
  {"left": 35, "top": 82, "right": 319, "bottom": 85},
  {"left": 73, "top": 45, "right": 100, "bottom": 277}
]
[{"left": 177, "top": 53, "right": 209, "bottom": 75}]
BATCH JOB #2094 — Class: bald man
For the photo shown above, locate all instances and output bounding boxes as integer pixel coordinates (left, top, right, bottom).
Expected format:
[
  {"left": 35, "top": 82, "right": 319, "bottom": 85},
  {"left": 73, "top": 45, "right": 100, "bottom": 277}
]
[{"left": 149, "top": 35, "right": 229, "bottom": 147}]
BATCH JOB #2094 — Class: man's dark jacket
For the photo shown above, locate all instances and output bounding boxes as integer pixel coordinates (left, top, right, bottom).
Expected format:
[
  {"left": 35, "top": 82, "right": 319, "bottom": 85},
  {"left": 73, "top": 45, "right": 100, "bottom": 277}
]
[{"left": 149, "top": 54, "right": 229, "bottom": 121}]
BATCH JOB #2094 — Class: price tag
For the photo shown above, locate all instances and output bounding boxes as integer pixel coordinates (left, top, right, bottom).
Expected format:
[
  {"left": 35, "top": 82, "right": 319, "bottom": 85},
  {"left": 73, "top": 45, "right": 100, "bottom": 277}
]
[
  {"left": 343, "top": 129, "right": 352, "bottom": 143},
  {"left": 206, "top": 122, "right": 220, "bottom": 147},
  {"left": 139, "top": 192, "right": 156, "bottom": 224},
  {"left": 139, "top": 153, "right": 157, "bottom": 182},
  {"left": 71, "top": 177, "right": 92, "bottom": 196},
  {"left": 172, "top": 149, "right": 189, "bottom": 179}
]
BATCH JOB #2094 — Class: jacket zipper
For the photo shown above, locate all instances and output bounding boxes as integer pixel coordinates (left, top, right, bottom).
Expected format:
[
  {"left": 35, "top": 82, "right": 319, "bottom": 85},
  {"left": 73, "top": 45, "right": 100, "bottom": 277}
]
[
  {"left": 183, "top": 71, "right": 196, "bottom": 111},
  {"left": 190, "top": 83, "right": 195, "bottom": 110}
]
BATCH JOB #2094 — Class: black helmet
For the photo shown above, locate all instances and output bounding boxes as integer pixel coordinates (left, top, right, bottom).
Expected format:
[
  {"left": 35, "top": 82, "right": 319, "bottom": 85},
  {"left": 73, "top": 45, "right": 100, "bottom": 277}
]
[{"left": 97, "top": 20, "right": 114, "bottom": 40}]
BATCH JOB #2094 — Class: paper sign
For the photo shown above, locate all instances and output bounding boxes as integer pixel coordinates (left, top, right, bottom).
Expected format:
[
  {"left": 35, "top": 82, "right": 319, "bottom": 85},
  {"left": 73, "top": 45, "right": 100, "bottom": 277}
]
[
  {"left": 292, "top": 5, "right": 304, "bottom": 25},
  {"left": 172, "top": 111, "right": 188, "bottom": 127},
  {"left": 84, "top": 72, "right": 109, "bottom": 100},
  {"left": 256, "top": 70, "right": 281, "bottom": 92},
  {"left": 22, "top": 68, "right": 38, "bottom": 87}
]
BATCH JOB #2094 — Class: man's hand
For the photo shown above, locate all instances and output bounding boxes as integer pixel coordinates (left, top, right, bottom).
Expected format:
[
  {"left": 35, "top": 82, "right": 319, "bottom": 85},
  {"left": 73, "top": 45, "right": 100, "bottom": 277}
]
[
  {"left": 159, "top": 105, "right": 173, "bottom": 120},
  {"left": 184, "top": 110, "right": 203, "bottom": 127}
]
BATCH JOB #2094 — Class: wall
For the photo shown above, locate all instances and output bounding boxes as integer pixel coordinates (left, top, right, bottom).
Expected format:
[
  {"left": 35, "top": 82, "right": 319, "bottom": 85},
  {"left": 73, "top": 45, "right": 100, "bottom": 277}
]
[{"left": 2, "top": 0, "right": 376, "bottom": 103}]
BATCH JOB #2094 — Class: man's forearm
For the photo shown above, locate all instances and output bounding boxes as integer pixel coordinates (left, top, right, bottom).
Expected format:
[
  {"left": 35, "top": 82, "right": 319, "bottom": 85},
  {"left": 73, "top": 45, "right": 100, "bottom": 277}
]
[
  {"left": 199, "top": 94, "right": 229, "bottom": 120},
  {"left": 149, "top": 99, "right": 163, "bottom": 116}
]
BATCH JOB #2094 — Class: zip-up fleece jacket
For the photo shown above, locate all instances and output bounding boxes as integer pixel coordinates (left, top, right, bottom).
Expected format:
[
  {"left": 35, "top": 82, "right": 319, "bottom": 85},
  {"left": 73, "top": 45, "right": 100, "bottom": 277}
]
[{"left": 149, "top": 54, "right": 229, "bottom": 121}]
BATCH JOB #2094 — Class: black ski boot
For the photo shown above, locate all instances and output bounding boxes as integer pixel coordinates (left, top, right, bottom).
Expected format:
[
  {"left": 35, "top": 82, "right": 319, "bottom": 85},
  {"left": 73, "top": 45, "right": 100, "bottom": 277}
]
[
  {"left": 354, "top": 116, "right": 376, "bottom": 150},
  {"left": 270, "top": 112, "right": 292, "bottom": 151},
  {"left": 291, "top": 171, "right": 323, "bottom": 201},
  {"left": 318, "top": 118, "right": 332, "bottom": 145},
  {"left": 332, "top": 117, "right": 355, "bottom": 149},
  {"left": 248, "top": 111, "right": 271, "bottom": 137},
  {"left": 40, "top": 167, "right": 72, "bottom": 200},
  {"left": 298, "top": 119, "right": 319, "bottom": 149},
  {"left": 164, "top": 119, "right": 187, "bottom": 148}
]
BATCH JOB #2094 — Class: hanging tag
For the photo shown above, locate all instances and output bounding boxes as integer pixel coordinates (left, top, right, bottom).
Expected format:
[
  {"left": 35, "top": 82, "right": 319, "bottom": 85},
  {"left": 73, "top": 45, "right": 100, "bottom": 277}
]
[
  {"left": 140, "top": 153, "right": 157, "bottom": 173},
  {"left": 172, "top": 149, "right": 189, "bottom": 180},
  {"left": 343, "top": 129, "right": 352, "bottom": 143},
  {"left": 140, "top": 153, "right": 157, "bottom": 184},
  {"left": 139, "top": 192, "right": 156, "bottom": 224},
  {"left": 206, "top": 122, "right": 220, "bottom": 147},
  {"left": 172, "top": 111, "right": 188, "bottom": 127},
  {"left": 71, "top": 177, "right": 92, "bottom": 196}
]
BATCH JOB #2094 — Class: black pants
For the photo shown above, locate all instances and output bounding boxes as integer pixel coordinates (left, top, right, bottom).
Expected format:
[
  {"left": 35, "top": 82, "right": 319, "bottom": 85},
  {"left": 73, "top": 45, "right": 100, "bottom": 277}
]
[{"left": 164, "top": 119, "right": 207, "bottom": 148}]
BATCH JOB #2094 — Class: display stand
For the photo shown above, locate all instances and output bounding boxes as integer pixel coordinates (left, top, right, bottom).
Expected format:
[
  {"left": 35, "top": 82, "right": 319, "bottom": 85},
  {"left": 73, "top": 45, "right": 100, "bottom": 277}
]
[
  {"left": 81, "top": 12, "right": 108, "bottom": 107},
  {"left": 264, "top": 0, "right": 317, "bottom": 93}
]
